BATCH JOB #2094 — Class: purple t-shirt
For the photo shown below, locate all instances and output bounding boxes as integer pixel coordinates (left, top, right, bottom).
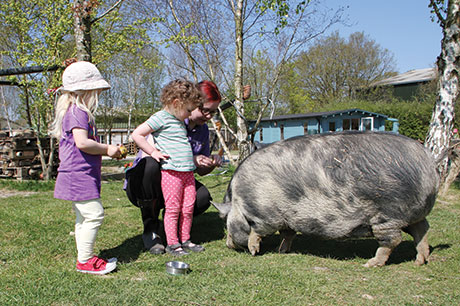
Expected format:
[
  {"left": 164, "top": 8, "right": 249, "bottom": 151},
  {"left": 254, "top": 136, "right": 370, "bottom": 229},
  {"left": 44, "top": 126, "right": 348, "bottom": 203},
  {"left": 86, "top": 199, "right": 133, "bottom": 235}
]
[
  {"left": 184, "top": 119, "right": 210, "bottom": 157},
  {"left": 54, "top": 104, "right": 102, "bottom": 201}
]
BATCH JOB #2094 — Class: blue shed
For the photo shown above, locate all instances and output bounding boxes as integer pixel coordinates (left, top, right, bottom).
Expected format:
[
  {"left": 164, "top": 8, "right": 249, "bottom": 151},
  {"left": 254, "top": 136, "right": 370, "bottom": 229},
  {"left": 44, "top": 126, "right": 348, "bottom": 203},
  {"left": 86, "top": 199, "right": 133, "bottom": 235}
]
[{"left": 250, "top": 108, "right": 398, "bottom": 144}]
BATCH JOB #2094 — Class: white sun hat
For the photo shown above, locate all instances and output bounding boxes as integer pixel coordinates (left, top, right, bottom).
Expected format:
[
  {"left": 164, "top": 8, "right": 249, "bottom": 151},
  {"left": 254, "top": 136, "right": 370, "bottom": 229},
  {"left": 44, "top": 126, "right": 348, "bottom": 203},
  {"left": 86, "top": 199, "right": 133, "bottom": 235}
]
[{"left": 61, "top": 61, "right": 111, "bottom": 92}]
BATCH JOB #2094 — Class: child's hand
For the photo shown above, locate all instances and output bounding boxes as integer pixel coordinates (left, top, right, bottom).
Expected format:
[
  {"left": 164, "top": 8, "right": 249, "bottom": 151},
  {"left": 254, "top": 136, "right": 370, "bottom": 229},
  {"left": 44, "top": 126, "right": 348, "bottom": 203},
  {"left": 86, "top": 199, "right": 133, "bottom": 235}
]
[
  {"left": 150, "top": 149, "right": 169, "bottom": 162},
  {"left": 107, "top": 144, "right": 121, "bottom": 159}
]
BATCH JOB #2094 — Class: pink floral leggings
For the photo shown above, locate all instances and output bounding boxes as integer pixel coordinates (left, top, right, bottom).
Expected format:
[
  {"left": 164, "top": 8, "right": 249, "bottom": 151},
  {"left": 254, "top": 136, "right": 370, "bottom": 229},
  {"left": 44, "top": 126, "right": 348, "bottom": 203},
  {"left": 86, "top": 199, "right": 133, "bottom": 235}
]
[{"left": 161, "top": 169, "right": 196, "bottom": 246}]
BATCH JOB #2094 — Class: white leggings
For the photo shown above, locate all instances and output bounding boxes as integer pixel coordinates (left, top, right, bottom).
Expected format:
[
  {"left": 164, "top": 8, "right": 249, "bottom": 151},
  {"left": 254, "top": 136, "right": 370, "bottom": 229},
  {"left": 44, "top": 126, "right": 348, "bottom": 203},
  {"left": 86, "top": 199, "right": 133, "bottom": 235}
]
[{"left": 73, "top": 199, "right": 104, "bottom": 263}]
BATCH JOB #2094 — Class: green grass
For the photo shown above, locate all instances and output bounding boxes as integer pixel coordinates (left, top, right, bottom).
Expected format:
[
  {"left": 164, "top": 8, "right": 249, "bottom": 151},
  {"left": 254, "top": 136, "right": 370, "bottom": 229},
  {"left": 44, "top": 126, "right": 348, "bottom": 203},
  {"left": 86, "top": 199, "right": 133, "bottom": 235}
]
[
  {"left": 1, "top": 168, "right": 459, "bottom": 305},
  {"left": 0, "top": 179, "right": 55, "bottom": 192},
  {"left": 102, "top": 158, "right": 132, "bottom": 168}
]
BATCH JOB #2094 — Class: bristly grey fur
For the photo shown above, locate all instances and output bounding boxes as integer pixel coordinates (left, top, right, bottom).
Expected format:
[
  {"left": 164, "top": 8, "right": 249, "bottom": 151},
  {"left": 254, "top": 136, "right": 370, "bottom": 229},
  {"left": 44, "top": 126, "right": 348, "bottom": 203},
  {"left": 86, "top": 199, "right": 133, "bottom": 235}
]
[{"left": 216, "top": 131, "right": 439, "bottom": 266}]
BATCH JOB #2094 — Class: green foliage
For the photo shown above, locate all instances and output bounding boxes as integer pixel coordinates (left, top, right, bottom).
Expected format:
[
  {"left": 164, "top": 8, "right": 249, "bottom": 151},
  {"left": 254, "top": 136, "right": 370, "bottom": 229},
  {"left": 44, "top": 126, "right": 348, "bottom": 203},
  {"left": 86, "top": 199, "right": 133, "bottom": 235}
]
[
  {"left": 92, "top": 11, "right": 159, "bottom": 65},
  {"left": 163, "top": 22, "right": 208, "bottom": 47},
  {"left": 0, "top": 0, "right": 73, "bottom": 68},
  {"left": 281, "top": 31, "right": 397, "bottom": 107},
  {"left": 256, "top": 0, "right": 308, "bottom": 34},
  {"left": 277, "top": 63, "right": 318, "bottom": 114},
  {"left": 429, "top": 0, "right": 447, "bottom": 23},
  {"left": 0, "top": 0, "right": 73, "bottom": 131}
]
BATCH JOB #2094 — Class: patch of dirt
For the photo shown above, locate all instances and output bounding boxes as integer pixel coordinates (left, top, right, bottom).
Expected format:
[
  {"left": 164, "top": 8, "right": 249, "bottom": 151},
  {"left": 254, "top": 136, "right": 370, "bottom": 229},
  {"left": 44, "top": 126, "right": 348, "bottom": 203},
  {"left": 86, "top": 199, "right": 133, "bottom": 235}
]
[
  {"left": 0, "top": 188, "right": 38, "bottom": 198},
  {"left": 102, "top": 166, "right": 124, "bottom": 174},
  {"left": 101, "top": 166, "right": 125, "bottom": 181}
]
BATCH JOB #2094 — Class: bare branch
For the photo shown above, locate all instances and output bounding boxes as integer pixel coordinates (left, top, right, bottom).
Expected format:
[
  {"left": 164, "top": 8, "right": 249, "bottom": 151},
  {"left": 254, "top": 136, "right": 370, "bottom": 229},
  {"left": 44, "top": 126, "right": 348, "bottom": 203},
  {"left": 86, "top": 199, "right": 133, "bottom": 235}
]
[
  {"left": 92, "top": 0, "right": 125, "bottom": 24},
  {"left": 247, "top": 98, "right": 272, "bottom": 134},
  {"left": 430, "top": 0, "right": 446, "bottom": 26}
]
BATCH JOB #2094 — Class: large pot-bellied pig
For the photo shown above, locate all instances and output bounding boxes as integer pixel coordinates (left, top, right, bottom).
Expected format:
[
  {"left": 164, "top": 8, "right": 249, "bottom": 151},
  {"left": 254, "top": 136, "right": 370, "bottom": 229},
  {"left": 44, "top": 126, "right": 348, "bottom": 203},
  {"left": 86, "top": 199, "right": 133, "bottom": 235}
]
[{"left": 213, "top": 131, "right": 440, "bottom": 267}]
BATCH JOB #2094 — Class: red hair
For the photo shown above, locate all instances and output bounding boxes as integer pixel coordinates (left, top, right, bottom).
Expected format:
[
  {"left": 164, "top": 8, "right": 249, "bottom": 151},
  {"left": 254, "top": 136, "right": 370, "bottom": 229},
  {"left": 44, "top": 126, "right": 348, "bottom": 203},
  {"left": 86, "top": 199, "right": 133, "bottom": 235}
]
[{"left": 197, "top": 80, "right": 221, "bottom": 104}]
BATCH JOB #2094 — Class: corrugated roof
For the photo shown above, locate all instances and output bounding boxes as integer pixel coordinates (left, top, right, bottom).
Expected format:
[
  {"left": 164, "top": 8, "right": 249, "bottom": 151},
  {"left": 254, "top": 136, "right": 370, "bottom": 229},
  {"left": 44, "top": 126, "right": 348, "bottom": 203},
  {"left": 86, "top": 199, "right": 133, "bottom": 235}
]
[
  {"left": 256, "top": 108, "right": 388, "bottom": 122},
  {"left": 372, "top": 68, "right": 437, "bottom": 87}
]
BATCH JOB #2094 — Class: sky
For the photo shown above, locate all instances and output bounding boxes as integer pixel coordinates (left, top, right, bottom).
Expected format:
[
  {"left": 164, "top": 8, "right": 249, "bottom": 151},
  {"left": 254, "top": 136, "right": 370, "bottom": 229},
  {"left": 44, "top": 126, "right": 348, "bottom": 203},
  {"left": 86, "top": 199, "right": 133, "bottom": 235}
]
[{"left": 321, "top": 0, "right": 443, "bottom": 74}]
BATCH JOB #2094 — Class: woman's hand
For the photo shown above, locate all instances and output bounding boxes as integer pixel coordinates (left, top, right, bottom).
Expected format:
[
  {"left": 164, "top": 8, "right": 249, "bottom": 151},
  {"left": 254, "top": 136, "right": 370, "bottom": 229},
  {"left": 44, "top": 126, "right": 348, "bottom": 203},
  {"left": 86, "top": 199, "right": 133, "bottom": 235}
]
[
  {"left": 194, "top": 154, "right": 222, "bottom": 176},
  {"left": 194, "top": 155, "right": 215, "bottom": 168},
  {"left": 210, "top": 154, "right": 223, "bottom": 166}
]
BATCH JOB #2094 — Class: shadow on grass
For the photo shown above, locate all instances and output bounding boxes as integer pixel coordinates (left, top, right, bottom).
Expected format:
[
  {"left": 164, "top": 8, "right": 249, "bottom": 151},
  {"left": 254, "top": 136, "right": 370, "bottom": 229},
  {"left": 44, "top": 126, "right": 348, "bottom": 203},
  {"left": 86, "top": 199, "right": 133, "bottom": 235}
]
[
  {"left": 100, "top": 211, "right": 226, "bottom": 263},
  {"left": 204, "top": 180, "right": 229, "bottom": 191},
  {"left": 256, "top": 234, "right": 452, "bottom": 265},
  {"left": 100, "top": 235, "right": 144, "bottom": 263},
  {"left": 190, "top": 212, "right": 226, "bottom": 243}
]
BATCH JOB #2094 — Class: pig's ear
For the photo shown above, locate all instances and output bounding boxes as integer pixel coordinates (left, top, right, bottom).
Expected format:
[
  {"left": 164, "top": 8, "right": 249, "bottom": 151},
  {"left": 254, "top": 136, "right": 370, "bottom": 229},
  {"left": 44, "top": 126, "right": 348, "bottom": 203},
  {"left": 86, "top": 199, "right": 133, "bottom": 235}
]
[{"left": 211, "top": 201, "right": 231, "bottom": 219}]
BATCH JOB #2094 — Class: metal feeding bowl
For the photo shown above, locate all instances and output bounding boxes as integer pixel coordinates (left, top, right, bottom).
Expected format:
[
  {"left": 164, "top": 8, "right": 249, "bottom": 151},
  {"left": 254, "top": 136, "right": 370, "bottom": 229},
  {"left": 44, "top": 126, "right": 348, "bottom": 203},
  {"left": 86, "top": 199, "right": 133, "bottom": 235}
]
[{"left": 165, "top": 261, "right": 190, "bottom": 275}]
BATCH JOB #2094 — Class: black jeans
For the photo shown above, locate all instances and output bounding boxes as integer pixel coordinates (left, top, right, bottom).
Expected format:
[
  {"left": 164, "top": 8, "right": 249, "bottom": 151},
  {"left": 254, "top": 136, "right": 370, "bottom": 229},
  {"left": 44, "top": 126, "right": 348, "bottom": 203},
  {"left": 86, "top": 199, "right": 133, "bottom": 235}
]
[{"left": 125, "top": 157, "right": 212, "bottom": 234}]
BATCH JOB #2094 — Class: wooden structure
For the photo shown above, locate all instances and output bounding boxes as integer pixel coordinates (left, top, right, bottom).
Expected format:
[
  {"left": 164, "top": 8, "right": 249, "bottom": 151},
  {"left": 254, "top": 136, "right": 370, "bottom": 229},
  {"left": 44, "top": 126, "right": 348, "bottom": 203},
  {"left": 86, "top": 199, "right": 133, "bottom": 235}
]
[
  {"left": 250, "top": 108, "right": 398, "bottom": 145},
  {"left": 369, "top": 68, "right": 436, "bottom": 100},
  {"left": 0, "top": 130, "right": 58, "bottom": 180}
]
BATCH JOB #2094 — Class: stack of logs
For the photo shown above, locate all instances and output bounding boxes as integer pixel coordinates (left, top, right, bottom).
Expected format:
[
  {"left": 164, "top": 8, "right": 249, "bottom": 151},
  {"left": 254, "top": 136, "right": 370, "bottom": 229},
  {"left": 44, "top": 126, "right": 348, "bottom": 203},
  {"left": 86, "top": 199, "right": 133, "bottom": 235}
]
[
  {"left": 123, "top": 141, "right": 138, "bottom": 156},
  {"left": 0, "top": 129, "right": 59, "bottom": 180}
]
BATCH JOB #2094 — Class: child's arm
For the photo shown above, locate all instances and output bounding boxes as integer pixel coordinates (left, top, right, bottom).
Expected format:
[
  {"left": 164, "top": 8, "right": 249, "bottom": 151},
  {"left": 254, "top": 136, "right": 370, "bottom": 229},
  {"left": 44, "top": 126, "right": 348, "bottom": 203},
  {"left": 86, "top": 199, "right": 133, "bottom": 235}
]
[
  {"left": 73, "top": 128, "right": 121, "bottom": 158},
  {"left": 131, "top": 122, "right": 169, "bottom": 162}
]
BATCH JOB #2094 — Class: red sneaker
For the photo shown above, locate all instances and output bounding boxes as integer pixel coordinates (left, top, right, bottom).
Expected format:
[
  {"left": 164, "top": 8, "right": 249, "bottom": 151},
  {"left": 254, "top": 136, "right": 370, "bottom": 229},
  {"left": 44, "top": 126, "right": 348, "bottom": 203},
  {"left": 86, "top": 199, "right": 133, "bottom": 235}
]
[{"left": 76, "top": 256, "right": 117, "bottom": 275}]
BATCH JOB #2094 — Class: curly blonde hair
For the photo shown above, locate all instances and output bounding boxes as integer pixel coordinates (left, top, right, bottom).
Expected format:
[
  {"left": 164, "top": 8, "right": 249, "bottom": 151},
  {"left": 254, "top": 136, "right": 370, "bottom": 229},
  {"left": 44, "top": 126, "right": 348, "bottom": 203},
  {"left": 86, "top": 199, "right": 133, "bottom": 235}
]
[{"left": 160, "top": 79, "right": 205, "bottom": 110}]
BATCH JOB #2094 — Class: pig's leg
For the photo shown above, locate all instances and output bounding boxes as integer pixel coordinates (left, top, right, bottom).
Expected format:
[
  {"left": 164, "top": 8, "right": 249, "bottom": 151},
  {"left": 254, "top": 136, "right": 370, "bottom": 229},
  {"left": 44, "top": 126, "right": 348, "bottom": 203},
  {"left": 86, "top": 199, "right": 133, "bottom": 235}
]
[
  {"left": 278, "top": 229, "right": 296, "bottom": 253},
  {"left": 226, "top": 232, "right": 236, "bottom": 249},
  {"left": 403, "top": 218, "right": 430, "bottom": 265},
  {"left": 248, "top": 228, "right": 262, "bottom": 256},
  {"left": 364, "top": 225, "right": 402, "bottom": 267}
]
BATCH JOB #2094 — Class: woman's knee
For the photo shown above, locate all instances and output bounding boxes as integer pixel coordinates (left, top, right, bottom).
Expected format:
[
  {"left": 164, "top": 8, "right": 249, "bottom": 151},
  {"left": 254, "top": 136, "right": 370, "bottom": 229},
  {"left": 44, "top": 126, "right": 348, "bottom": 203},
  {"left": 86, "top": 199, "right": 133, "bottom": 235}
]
[
  {"left": 194, "top": 183, "right": 211, "bottom": 216},
  {"left": 143, "top": 157, "right": 161, "bottom": 182}
]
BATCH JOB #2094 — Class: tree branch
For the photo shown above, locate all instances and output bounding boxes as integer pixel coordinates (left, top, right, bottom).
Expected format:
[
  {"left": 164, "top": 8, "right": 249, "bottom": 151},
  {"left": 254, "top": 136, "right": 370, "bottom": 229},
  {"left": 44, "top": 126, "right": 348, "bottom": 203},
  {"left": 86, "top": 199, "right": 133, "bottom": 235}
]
[
  {"left": 0, "top": 65, "right": 60, "bottom": 77},
  {"left": 92, "top": 0, "right": 124, "bottom": 24},
  {"left": 430, "top": 0, "right": 446, "bottom": 26}
]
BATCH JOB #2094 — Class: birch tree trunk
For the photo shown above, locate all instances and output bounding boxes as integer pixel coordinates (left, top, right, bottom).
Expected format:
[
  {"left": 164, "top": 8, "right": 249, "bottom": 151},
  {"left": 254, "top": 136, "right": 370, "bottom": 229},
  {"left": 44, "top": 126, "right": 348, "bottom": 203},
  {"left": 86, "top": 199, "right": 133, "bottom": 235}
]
[
  {"left": 210, "top": 118, "right": 235, "bottom": 165},
  {"left": 0, "top": 87, "right": 13, "bottom": 135},
  {"left": 425, "top": 0, "right": 460, "bottom": 194},
  {"left": 233, "top": 0, "right": 250, "bottom": 163},
  {"left": 36, "top": 135, "right": 55, "bottom": 180},
  {"left": 438, "top": 141, "right": 460, "bottom": 195}
]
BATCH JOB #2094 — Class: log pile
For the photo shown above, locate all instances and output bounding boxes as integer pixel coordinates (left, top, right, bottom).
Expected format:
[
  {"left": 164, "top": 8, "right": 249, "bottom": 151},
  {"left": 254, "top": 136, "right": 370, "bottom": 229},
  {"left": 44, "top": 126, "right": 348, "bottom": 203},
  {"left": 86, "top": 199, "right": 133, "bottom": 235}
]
[
  {"left": 123, "top": 141, "right": 138, "bottom": 155},
  {"left": 0, "top": 130, "right": 58, "bottom": 180}
]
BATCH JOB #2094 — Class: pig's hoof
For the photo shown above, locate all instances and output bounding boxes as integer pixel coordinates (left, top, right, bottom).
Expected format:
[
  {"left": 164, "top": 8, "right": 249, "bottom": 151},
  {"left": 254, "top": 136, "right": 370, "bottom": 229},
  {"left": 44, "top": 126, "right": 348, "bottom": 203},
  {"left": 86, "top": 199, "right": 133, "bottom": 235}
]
[
  {"left": 249, "top": 244, "right": 260, "bottom": 256},
  {"left": 248, "top": 228, "right": 261, "bottom": 255},
  {"left": 414, "top": 257, "right": 428, "bottom": 266},
  {"left": 414, "top": 250, "right": 429, "bottom": 266},
  {"left": 363, "top": 258, "right": 385, "bottom": 268}
]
